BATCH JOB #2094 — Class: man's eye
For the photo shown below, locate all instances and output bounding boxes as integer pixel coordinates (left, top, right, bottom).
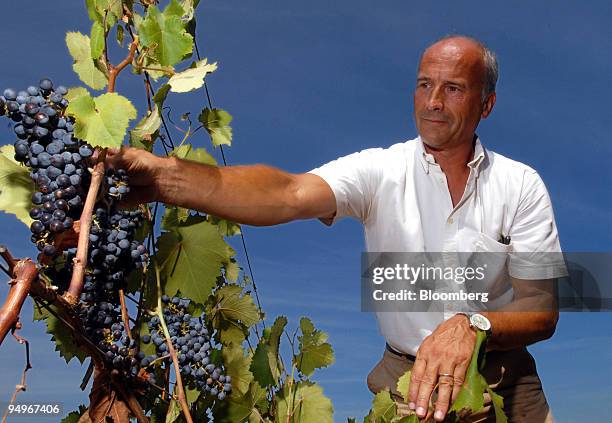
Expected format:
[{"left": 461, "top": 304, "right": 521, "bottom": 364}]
[
  {"left": 418, "top": 82, "right": 430, "bottom": 88},
  {"left": 447, "top": 86, "right": 460, "bottom": 92}
]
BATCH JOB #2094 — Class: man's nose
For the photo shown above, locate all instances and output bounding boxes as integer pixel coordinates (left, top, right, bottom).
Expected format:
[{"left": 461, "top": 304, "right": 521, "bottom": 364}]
[{"left": 426, "top": 86, "right": 444, "bottom": 111}]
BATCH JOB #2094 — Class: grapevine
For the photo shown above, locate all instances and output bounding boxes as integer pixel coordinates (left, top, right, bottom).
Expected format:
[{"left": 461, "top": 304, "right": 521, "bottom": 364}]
[{"left": 0, "top": 2, "right": 504, "bottom": 423}]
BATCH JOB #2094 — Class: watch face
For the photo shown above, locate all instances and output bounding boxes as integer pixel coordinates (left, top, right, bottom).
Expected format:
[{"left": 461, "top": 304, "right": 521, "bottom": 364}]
[{"left": 471, "top": 313, "right": 492, "bottom": 331}]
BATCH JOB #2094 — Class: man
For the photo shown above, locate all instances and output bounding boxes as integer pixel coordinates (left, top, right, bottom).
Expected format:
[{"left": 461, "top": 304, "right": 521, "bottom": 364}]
[{"left": 107, "top": 35, "right": 565, "bottom": 422}]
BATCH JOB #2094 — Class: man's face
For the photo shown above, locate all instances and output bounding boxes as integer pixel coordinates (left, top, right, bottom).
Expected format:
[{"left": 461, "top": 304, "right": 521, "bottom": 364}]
[{"left": 413, "top": 38, "right": 494, "bottom": 149}]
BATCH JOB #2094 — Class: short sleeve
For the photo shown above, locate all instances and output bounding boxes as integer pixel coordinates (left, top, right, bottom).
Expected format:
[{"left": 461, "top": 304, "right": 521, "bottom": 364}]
[
  {"left": 508, "top": 170, "right": 568, "bottom": 279},
  {"left": 307, "top": 148, "right": 384, "bottom": 225}
]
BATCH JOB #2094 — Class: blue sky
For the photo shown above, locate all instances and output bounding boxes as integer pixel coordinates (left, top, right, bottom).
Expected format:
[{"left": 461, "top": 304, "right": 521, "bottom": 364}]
[{"left": 0, "top": 1, "right": 611, "bottom": 422}]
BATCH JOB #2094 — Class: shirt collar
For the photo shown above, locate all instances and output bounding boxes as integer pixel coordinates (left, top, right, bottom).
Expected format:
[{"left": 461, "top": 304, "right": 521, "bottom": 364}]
[{"left": 417, "top": 136, "right": 486, "bottom": 175}]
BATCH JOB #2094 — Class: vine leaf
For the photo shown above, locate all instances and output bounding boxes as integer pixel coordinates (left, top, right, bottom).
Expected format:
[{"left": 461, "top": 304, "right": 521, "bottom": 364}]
[
  {"left": 85, "top": 0, "right": 123, "bottom": 28},
  {"left": 60, "top": 405, "right": 88, "bottom": 423},
  {"left": 447, "top": 331, "right": 507, "bottom": 421},
  {"left": 294, "top": 317, "right": 335, "bottom": 377},
  {"left": 156, "top": 215, "right": 235, "bottom": 304},
  {"left": 65, "top": 87, "right": 90, "bottom": 103},
  {"left": 198, "top": 108, "right": 233, "bottom": 147},
  {"left": 65, "top": 92, "right": 137, "bottom": 148},
  {"left": 90, "top": 21, "right": 105, "bottom": 60},
  {"left": 486, "top": 387, "right": 508, "bottom": 423},
  {"left": 218, "top": 381, "right": 266, "bottom": 423},
  {"left": 130, "top": 105, "right": 162, "bottom": 151},
  {"left": 161, "top": 206, "right": 190, "bottom": 230},
  {"left": 214, "top": 284, "right": 260, "bottom": 327},
  {"left": 138, "top": 0, "right": 194, "bottom": 67},
  {"left": 153, "top": 84, "right": 171, "bottom": 111},
  {"left": 171, "top": 144, "right": 217, "bottom": 166},
  {"left": 396, "top": 370, "right": 411, "bottom": 403},
  {"left": 275, "top": 381, "right": 334, "bottom": 423},
  {"left": 366, "top": 390, "right": 397, "bottom": 422},
  {"left": 168, "top": 59, "right": 218, "bottom": 93},
  {"left": 165, "top": 398, "right": 181, "bottom": 423},
  {"left": 206, "top": 215, "right": 241, "bottom": 237},
  {"left": 88, "top": 369, "right": 130, "bottom": 423},
  {"left": 0, "top": 145, "right": 34, "bottom": 226},
  {"left": 250, "top": 342, "right": 276, "bottom": 387},
  {"left": 65, "top": 31, "right": 108, "bottom": 90},
  {"left": 222, "top": 344, "right": 254, "bottom": 395},
  {"left": 33, "top": 303, "right": 88, "bottom": 364}
]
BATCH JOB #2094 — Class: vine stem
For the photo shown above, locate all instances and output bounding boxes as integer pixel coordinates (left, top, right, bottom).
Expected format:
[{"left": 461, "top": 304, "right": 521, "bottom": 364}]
[
  {"left": 1, "top": 328, "right": 32, "bottom": 423},
  {"left": 108, "top": 39, "right": 138, "bottom": 93},
  {"left": 0, "top": 259, "right": 37, "bottom": 344},
  {"left": 63, "top": 159, "right": 106, "bottom": 306},
  {"left": 118, "top": 289, "right": 132, "bottom": 340},
  {"left": 154, "top": 263, "right": 193, "bottom": 423}
]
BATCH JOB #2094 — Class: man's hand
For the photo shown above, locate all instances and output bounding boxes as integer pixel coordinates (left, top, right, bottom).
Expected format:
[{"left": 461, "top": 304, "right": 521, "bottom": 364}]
[
  {"left": 408, "top": 314, "right": 476, "bottom": 422},
  {"left": 104, "top": 147, "right": 172, "bottom": 207}
]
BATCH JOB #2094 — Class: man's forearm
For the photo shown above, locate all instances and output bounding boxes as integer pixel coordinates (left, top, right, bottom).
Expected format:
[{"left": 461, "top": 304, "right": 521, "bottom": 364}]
[
  {"left": 156, "top": 157, "right": 322, "bottom": 226},
  {"left": 480, "top": 310, "right": 558, "bottom": 351}
]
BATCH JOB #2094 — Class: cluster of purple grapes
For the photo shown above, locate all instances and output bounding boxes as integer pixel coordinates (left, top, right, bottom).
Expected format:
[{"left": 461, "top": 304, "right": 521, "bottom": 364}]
[
  {"left": 1, "top": 79, "right": 148, "bottom": 373},
  {"left": 0, "top": 79, "right": 92, "bottom": 257},
  {"left": 78, "top": 300, "right": 142, "bottom": 374},
  {"left": 141, "top": 296, "right": 232, "bottom": 399}
]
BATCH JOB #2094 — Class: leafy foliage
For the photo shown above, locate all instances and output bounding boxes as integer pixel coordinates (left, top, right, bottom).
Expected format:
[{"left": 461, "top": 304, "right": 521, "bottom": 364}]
[
  {"left": 138, "top": 0, "right": 194, "bottom": 67},
  {"left": 168, "top": 59, "right": 218, "bottom": 93},
  {"left": 65, "top": 31, "right": 108, "bottom": 90},
  {"left": 65, "top": 91, "right": 137, "bottom": 148},
  {"left": 198, "top": 108, "right": 233, "bottom": 147},
  {"left": 33, "top": 303, "right": 87, "bottom": 364},
  {"left": 294, "top": 317, "right": 335, "bottom": 377},
  {"left": 0, "top": 145, "right": 34, "bottom": 226}
]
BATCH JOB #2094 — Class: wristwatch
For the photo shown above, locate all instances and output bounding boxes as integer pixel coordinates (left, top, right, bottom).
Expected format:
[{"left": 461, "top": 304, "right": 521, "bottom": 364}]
[{"left": 457, "top": 312, "right": 492, "bottom": 336}]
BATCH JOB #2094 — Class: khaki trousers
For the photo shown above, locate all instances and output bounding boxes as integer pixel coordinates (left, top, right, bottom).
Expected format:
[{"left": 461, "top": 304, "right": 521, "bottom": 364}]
[{"left": 366, "top": 347, "right": 555, "bottom": 422}]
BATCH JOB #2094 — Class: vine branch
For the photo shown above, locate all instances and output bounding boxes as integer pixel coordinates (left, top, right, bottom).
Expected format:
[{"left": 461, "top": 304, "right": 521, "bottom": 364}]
[
  {"left": 108, "top": 39, "right": 139, "bottom": 93},
  {"left": 0, "top": 328, "right": 32, "bottom": 423},
  {"left": 0, "top": 259, "right": 37, "bottom": 344},
  {"left": 63, "top": 158, "right": 106, "bottom": 306}
]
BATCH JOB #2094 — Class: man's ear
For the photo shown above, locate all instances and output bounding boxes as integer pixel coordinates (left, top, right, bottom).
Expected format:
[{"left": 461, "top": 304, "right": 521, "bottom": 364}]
[{"left": 481, "top": 92, "right": 496, "bottom": 119}]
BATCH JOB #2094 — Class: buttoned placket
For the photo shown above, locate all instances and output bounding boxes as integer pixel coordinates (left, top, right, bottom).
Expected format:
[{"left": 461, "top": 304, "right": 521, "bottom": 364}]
[{"left": 419, "top": 143, "right": 485, "bottom": 317}]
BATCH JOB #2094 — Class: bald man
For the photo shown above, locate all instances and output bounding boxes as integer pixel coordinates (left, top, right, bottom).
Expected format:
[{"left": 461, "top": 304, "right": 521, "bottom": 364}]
[{"left": 107, "top": 35, "right": 562, "bottom": 422}]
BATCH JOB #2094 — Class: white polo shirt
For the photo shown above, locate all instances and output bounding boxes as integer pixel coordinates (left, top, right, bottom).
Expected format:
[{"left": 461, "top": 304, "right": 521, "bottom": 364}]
[{"left": 308, "top": 136, "right": 566, "bottom": 355}]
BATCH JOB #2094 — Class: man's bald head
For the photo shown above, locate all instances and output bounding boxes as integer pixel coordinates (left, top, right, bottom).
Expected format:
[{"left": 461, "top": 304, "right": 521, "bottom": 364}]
[{"left": 420, "top": 35, "right": 498, "bottom": 101}]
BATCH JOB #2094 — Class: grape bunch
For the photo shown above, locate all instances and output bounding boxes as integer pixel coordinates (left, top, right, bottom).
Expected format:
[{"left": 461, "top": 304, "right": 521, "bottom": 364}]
[
  {"left": 1, "top": 79, "right": 148, "bottom": 374},
  {"left": 0, "top": 79, "right": 93, "bottom": 257},
  {"left": 142, "top": 296, "right": 232, "bottom": 400}
]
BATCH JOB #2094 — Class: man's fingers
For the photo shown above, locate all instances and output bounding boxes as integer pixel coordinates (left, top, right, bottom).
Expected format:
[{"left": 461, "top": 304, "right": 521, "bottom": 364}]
[
  {"left": 408, "top": 356, "right": 427, "bottom": 410},
  {"left": 415, "top": 366, "right": 438, "bottom": 419},
  {"left": 117, "top": 186, "right": 157, "bottom": 208},
  {"left": 450, "top": 361, "right": 468, "bottom": 404},
  {"left": 433, "top": 368, "right": 455, "bottom": 422}
]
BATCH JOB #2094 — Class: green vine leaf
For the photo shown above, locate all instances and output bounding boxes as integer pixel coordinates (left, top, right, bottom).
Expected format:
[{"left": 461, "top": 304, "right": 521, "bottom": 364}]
[
  {"left": 396, "top": 370, "right": 411, "bottom": 404},
  {"left": 368, "top": 390, "right": 397, "bottom": 422},
  {"left": 250, "top": 342, "right": 276, "bottom": 388},
  {"left": 275, "top": 381, "right": 334, "bottom": 423},
  {"left": 138, "top": 0, "right": 194, "bottom": 67},
  {"left": 156, "top": 215, "right": 235, "bottom": 304},
  {"left": 486, "top": 387, "right": 508, "bottom": 423},
  {"left": 213, "top": 284, "right": 260, "bottom": 328},
  {"left": 447, "top": 331, "right": 504, "bottom": 421},
  {"left": 161, "top": 206, "right": 190, "bottom": 230},
  {"left": 168, "top": 59, "right": 218, "bottom": 93},
  {"left": 65, "top": 31, "right": 108, "bottom": 90},
  {"left": 206, "top": 215, "right": 241, "bottom": 237},
  {"left": 33, "top": 302, "right": 87, "bottom": 364},
  {"left": 218, "top": 381, "right": 266, "bottom": 423},
  {"left": 153, "top": 84, "right": 171, "bottom": 110},
  {"left": 65, "top": 86, "right": 90, "bottom": 103},
  {"left": 130, "top": 105, "right": 162, "bottom": 151},
  {"left": 198, "top": 108, "right": 233, "bottom": 147},
  {"left": 65, "top": 91, "right": 137, "bottom": 148},
  {"left": 294, "top": 317, "right": 335, "bottom": 377},
  {"left": 171, "top": 144, "right": 217, "bottom": 166},
  {"left": 222, "top": 344, "right": 254, "bottom": 395},
  {"left": 0, "top": 145, "right": 34, "bottom": 226},
  {"left": 90, "top": 21, "right": 105, "bottom": 60}
]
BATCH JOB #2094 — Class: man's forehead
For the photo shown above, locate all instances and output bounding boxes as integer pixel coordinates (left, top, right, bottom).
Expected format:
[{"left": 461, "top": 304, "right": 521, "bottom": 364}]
[{"left": 418, "top": 38, "right": 485, "bottom": 78}]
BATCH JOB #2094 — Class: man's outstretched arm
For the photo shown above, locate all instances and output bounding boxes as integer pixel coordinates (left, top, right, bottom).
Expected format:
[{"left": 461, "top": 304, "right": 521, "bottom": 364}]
[{"left": 105, "top": 147, "right": 337, "bottom": 226}]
